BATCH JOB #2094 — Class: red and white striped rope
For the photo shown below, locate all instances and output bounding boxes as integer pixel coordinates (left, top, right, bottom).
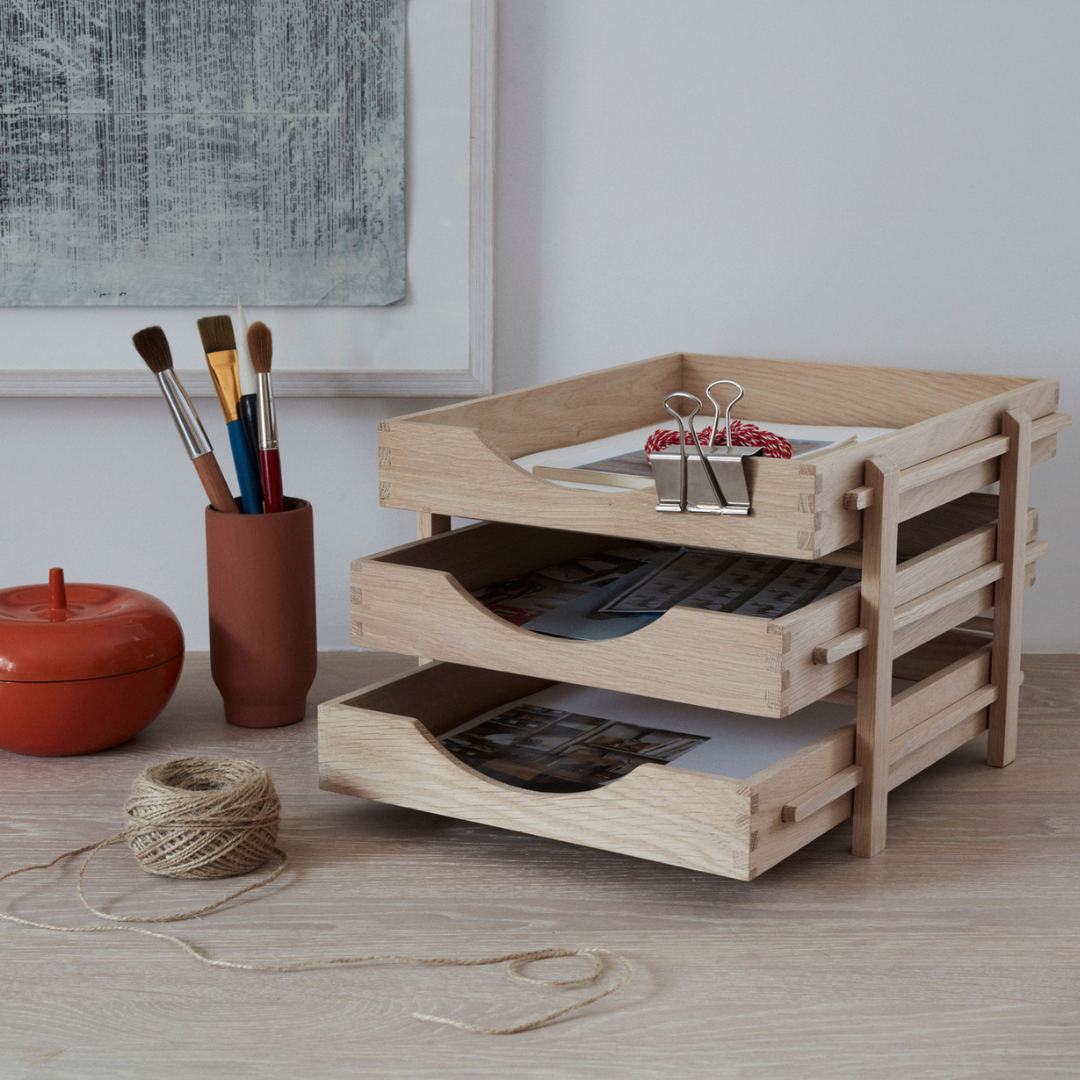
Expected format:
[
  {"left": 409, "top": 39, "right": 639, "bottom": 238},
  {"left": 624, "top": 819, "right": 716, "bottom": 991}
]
[{"left": 644, "top": 420, "right": 792, "bottom": 460}]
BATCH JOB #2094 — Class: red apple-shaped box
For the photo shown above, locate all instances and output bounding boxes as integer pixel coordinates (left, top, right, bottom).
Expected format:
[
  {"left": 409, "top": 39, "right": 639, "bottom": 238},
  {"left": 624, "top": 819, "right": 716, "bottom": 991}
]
[{"left": 0, "top": 569, "right": 184, "bottom": 756}]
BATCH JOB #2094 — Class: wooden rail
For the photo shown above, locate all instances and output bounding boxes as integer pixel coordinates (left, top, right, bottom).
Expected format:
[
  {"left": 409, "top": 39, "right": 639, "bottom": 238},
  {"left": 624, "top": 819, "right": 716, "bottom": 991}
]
[
  {"left": 843, "top": 412, "right": 1070, "bottom": 511},
  {"left": 813, "top": 539, "right": 1047, "bottom": 665}
]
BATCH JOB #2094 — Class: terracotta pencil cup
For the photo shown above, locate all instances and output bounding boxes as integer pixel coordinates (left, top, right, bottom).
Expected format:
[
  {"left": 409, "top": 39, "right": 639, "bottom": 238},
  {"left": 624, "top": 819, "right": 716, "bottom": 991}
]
[{"left": 206, "top": 497, "right": 317, "bottom": 728}]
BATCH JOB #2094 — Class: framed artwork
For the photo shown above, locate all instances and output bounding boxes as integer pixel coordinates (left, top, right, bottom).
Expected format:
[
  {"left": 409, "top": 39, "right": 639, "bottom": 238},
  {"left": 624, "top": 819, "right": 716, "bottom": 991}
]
[{"left": 0, "top": 0, "right": 494, "bottom": 397}]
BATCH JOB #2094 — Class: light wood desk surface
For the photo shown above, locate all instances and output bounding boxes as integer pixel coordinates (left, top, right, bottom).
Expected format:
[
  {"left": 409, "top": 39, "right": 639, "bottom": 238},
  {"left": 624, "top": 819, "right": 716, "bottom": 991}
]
[{"left": 2, "top": 652, "right": 1077, "bottom": 1080}]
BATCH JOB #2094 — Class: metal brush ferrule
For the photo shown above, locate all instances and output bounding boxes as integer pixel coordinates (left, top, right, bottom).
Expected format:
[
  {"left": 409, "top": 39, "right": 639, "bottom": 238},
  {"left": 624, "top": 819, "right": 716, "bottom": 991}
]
[
  {"left": 256, "top": 372, "right": 278, "bottom": 450},
  {"left": 206, "top": 349, "right": 241, "bottom": 423},
  {"left": 157, "top": 370, "right": 213, "bottom": 459}
]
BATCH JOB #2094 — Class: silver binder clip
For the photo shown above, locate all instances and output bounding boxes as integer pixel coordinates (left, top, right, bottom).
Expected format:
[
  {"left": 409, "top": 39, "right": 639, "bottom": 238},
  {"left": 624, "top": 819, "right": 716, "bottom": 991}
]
[
  {"left": 651, "top": 393, "right": 727, "bottom": 513},
  {"left": 688, "top": 380, "right": 763, "bottom": 516}
]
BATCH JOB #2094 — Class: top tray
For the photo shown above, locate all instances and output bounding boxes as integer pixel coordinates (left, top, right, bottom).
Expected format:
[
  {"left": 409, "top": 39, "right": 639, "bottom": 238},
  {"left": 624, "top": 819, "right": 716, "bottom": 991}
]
[{"left": 378, "top": 353, "right": 1064, "bottom": 558}]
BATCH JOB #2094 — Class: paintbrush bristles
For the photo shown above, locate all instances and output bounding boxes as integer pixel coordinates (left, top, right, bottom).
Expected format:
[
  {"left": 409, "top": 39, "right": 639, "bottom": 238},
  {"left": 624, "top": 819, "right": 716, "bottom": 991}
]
[
  {"left": 247, "top": 322, "right": 273, "bottom": 374},
  {"left": 132, "top": 326, "right": 174, "bottom": 374},
  {"left": 197, "top": 315, "right": 236, "bottom": 354}
]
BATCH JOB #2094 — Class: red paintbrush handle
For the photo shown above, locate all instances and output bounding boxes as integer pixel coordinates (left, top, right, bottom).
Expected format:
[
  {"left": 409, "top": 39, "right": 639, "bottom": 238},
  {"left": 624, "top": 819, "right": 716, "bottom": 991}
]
[{"left": 260, "top": 448, "right": 284, "bottom": 513}]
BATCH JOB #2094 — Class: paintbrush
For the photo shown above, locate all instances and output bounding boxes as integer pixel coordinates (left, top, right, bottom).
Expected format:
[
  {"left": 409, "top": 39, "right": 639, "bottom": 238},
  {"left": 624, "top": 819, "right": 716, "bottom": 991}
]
[
  {"left": 247, "top": 320, "right": 285, "bottom": 513},
  {"left": 131, "top": 326, "right": 239, "bottom": 513},
  {"left": 234, "top": 300, "right": 264, "bottom": 506},
  {"left": 196, "top": 315, "right": 263, "bottom": 514}
]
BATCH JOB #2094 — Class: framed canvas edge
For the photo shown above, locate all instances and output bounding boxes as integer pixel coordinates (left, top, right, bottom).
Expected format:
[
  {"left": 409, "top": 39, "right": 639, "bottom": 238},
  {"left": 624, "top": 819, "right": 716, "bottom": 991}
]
[{"left": 0, "top": 0, "right": 496, "bottom": 401}]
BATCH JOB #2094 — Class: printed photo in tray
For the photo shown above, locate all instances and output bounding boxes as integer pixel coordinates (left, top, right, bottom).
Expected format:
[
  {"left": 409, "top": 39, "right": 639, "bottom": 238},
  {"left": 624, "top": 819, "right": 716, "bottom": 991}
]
[
  {"left": 470, "top": 541, "right": 670, "bottom": 626},
  {"left": 600, "top": 549, "right": 861, "bottom": 618},
  {"left": 440, "top": 703, "right": 709, "bottom": 793}
]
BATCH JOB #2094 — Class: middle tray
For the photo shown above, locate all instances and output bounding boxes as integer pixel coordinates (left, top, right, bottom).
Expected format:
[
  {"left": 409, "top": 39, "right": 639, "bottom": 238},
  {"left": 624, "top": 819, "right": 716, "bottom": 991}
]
[{"left": 353, "top": 496, "right": 1038, "bottom": 718}]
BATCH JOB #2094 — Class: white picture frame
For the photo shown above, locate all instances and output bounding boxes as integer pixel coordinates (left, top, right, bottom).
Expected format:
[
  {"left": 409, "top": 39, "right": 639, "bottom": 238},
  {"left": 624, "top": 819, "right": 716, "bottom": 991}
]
[{"left": 0, "top": 0, "right": 494, "bottom": 398}]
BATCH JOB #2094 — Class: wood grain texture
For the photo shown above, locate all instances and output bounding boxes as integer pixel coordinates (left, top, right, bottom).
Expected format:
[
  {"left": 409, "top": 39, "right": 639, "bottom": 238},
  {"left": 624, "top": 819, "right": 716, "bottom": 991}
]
[
  {"left": 380, "top": 420, "right": 819, "bottom": 559},
  {"left": 812, "top": 540, "right": 1043, "bottom": 665},
  {"left": 852, "top": 458, "right": 899, "bottom": 857},
  {"left": 192, "top": 453, "right": 239, "bottom": 513},
  {"left": 321, "top": 662, "right": 867, "bottom": 882},
  {"left": 811, "top": 384, "right": 1059, "bottom": 554},
  {"left": 355, "top": 505, "right": 1024, "bottom": 720},
  {"left": 379, "top": 353, "right": 1060, "bottom": 559},
  {"left": 782, "top": 764, "right": 863, "bottom": 823},
  {"left": 2, "top": 652, "right": 1078, "bottom": 1078},
  {"left": 988, "top": 411, "right": 1033, "bottom": 768},
  {"left": 416, "top": 512, "right": 452, "bottom": 540},
  {"left": 321, "top": 671, "right": 758, "bottom": 882},
  {"left": 842, "top": 411, "right": 1070, "bottom": 510}
]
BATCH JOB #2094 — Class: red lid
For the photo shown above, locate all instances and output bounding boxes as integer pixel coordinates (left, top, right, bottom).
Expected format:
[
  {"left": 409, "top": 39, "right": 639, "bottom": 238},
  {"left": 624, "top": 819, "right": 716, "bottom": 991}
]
[{"left": 0, "top": 569, "right": 184, "bottom": 683}]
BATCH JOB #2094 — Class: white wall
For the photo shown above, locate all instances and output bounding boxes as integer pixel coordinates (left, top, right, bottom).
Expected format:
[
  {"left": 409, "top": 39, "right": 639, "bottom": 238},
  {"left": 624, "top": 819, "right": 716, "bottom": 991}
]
[
  {"left": 495, "top": 0, "right": 1080, "bottom": 651},
  {"left": 1, "top": 0, "right": 1077, "bottom": 650}
]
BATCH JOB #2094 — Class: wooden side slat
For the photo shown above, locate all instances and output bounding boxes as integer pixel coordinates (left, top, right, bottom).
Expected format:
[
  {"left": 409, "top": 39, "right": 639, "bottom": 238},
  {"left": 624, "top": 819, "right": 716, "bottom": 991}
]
[
  {"left": 782, "top": 764, "right": 863, "bottom": 823},
  {"left": 843, "top": 412, "right": 1069, "bottom": 510},
  {"left": 988, "top": 410, "right": 1033, "bottom": 767},
  {"left": 852, "top": 457, "right": 899, "bottom": 858},
  {"left": 887, "top": 709, "right": 990, "bottom": 791},
  {"left": 812, "top": 380, "right": 1058, "bottom": 556},
  {"left": 417, "top": 512, "right": 452, "bottom": 540},
  {"left": 890, "top": 644, "right": 992, "bottom": 738},
  {"left": 813, "top": 540, "right": 1045, "bottom": 664},
  {"left": 893, "top": 512, "right": 1031, "bottom": 606},
  {"left": 894, "top": 433, "right": 1055, "bottom": 523},
  {"left": 891, "top": 629, "right": 994, "bottom": 681},
  {"left": 888, "top": 684, "right": 998, "bottom": 766}
]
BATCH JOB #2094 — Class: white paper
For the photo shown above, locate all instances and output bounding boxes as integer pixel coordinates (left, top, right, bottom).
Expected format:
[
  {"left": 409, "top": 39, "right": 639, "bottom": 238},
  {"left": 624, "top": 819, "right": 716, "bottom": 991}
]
[{"left": 444, "top": 683, "right": 856, "bottom": 782}]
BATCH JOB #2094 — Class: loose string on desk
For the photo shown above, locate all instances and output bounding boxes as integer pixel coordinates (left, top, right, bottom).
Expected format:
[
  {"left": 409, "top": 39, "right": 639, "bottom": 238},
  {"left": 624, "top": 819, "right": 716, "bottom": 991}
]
[{"left": 0, "top": 757, "right": 631, "bottom": 1035}]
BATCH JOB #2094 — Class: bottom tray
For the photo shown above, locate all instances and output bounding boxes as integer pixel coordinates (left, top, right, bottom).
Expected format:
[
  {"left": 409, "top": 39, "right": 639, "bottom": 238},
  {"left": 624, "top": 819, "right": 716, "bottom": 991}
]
[{"left": 318, "top": 633, "right": 997, "bottom": 881}]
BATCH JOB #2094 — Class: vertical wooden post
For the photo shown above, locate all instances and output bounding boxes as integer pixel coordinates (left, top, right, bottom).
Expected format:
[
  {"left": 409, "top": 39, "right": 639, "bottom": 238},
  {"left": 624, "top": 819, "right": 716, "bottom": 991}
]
[
  {"left": 416, "top": 513, "right": 453, "bottom": 664},
  {"left": 852, "top": 456, "right": 899, "bottom": 858},
  {"left": 987, "top": 410, "right": 1032, "bottom": 767},
  {"left": 418, "top": 512, "right": 453, "bottom": 540}
]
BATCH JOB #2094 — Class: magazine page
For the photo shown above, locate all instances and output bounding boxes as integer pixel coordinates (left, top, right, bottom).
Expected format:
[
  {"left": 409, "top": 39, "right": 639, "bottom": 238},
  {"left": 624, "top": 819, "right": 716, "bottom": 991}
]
[
  {"left": 472, "top": 543, "right": 861, "bottom": 639},
  {"left": 439, "top": 684, "right": 857, "bottom": 790},
  {"left": 600, "top": 551, "right": 861, "bottom": 617},
  {"left": 470, "top": 540, "right": 670, "bottom": 627}
]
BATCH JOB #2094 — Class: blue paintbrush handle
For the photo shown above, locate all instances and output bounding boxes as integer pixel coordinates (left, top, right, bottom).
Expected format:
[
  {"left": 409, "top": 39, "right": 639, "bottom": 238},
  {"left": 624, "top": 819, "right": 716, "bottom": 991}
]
[
  {"left": 227, "top": 419, "right": 263, "bottom": 514},
  {"left": 238, "top": 394, "right": 264, "bottom": 505}
]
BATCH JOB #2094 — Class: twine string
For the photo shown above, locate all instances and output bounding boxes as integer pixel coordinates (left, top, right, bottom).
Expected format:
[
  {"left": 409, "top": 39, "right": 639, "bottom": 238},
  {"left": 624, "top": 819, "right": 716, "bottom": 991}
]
[{"left": 0, "top": 756, "right": 631, "bottom": 1034}]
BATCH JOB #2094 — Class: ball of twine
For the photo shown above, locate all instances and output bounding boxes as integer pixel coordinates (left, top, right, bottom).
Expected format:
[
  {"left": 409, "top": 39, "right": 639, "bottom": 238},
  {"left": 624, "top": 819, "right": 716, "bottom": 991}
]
[
  {"left": 123, "top": 756, "right": 281, "bottom": 880},
  {"left": 0, "top": 754, "right": 632, "bottom": 1034}
]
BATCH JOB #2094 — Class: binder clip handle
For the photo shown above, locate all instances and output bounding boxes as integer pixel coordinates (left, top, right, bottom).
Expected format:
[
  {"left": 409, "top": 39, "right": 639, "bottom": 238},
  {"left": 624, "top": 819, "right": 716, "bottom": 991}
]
[
  {"left": 705, "top": 380, "right": 745, "bottom": 448},
  {"left": 662, "top": 392, "right": 703, "bottom": 447},
  {"left": 661, "top": 392, "right": 726, "bottom": 512}
]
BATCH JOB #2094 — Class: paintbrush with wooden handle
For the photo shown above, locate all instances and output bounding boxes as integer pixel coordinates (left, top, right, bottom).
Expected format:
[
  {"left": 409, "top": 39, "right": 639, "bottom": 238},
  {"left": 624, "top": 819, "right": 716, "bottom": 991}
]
[{"left": 132, "top": 326, "right": 239, "bottom": 513}]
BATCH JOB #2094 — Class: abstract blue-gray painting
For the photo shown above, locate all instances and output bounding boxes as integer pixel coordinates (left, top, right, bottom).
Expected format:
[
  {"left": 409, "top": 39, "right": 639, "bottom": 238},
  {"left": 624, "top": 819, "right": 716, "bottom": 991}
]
[{"left": 0, "top": 0, "right": 405, "bottom": 305}]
